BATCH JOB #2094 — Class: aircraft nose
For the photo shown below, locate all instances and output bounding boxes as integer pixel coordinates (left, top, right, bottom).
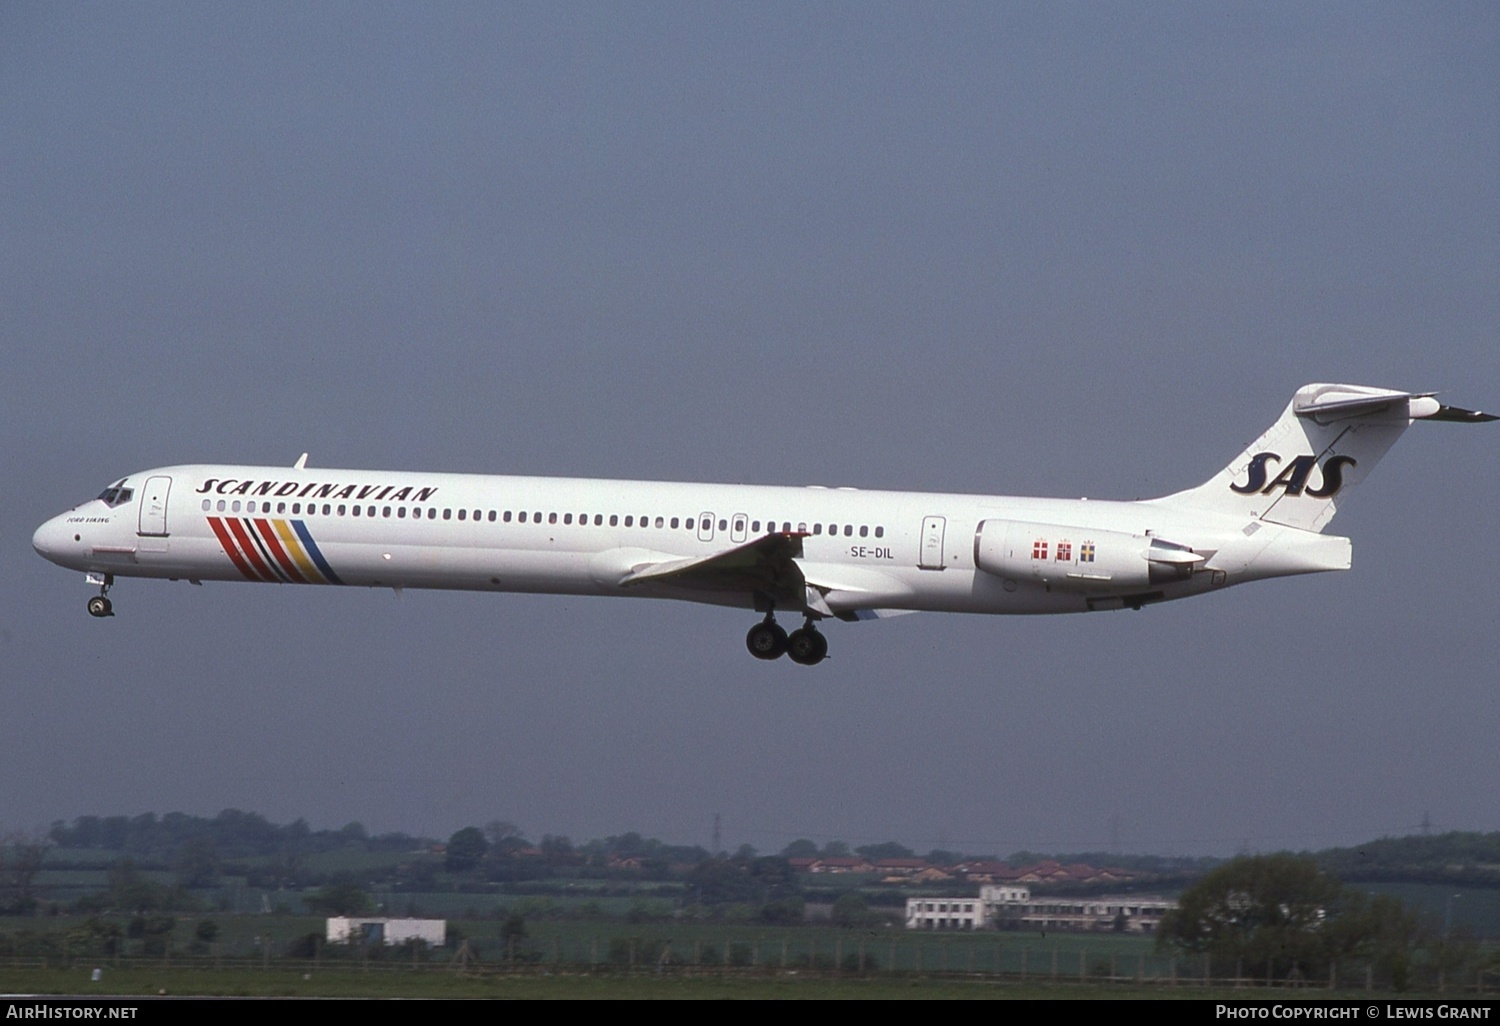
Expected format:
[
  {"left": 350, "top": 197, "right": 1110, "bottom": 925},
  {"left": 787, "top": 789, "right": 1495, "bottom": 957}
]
[{"left": 32, "top": 514, "right": 74, "bottom": 565}]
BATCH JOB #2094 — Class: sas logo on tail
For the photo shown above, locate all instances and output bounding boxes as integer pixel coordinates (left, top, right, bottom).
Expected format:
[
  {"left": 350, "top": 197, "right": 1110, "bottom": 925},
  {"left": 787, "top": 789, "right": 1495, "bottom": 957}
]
[{"left": 1230, "top": 453, "right": 1356, "bottom": 498}]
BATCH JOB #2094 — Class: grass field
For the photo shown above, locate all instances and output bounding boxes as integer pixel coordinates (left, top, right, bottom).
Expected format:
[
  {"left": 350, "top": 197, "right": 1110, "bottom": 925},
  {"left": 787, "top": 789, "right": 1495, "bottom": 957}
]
[{"left": 0, "top": 965, "right": 1456, "bottom": 1000}]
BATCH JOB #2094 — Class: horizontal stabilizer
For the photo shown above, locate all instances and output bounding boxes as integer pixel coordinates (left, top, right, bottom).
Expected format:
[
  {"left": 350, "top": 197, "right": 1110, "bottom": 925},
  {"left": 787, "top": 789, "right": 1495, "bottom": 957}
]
[{"left": 1419, "top": 403, "right": 1497, "bottom": 423}]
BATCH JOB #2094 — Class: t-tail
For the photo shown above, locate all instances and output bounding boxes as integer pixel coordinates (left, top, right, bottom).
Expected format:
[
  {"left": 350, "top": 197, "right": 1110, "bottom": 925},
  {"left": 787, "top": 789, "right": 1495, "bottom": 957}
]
[{"left": 1161, "top": 383, "right": 1494, "bottom": 533}]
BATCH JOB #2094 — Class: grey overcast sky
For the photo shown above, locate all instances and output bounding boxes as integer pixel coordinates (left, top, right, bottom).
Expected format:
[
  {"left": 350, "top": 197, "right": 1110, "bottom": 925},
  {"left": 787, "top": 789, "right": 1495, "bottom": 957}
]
[{"left": 3, "top": 2, "right": 1496, "bottom": 857}]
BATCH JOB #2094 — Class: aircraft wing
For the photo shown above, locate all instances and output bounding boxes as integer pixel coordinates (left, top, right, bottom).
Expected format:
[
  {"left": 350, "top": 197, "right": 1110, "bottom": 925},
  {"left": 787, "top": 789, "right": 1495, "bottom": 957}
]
[
  {"left": 619, "top": 533, "right": 811, "bottom": 609},
  {"left": 618, "top": 535, "right": 919, "bottom": 620}
]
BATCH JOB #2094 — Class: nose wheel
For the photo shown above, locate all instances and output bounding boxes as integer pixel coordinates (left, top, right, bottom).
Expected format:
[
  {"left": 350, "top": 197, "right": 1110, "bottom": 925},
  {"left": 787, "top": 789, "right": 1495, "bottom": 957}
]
[{"left": 86, "top": 575, "right": 115, "bottom": 618}]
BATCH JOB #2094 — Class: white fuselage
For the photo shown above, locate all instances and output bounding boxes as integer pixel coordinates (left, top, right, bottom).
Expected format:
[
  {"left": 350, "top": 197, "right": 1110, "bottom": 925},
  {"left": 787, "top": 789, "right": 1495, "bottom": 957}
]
[
  {"left": 32, "top": 462, "right": 1342, "bottom": 620},
  {"left": 36, "top": 385, "right": 1490, "bottom": 662}
]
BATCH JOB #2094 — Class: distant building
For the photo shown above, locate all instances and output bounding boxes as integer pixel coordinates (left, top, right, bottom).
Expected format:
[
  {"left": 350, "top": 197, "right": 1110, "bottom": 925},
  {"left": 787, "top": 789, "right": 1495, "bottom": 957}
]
[
  {"left": 905, "top": 885, "right": 1175, "bottom": 933},
  {"left": 809, "top": 857, "right": 875, "bottom": 874},
  {"left": 904, "top": 897, "right": 986, "bottom": 930},
  {"left": 327, "top": 917, "right": 447, "bottom": 947}
]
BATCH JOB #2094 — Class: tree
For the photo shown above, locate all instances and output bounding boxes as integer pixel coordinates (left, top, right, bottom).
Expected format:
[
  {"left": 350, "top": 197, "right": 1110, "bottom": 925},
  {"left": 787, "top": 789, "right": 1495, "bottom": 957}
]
[
  {"left": 1157, "top": 854, "right": 1343, "bottom": 982},
  {"left": 539, "top": 834, "right": 573, "bottom": 863},
  {"left": 831, "top": 891, "right": 872, "bottom": 928},
  {"left": 2, "top": 832, "right": 50, "bottom": 915},
  {"left": 485, "top": 821, "right": 525, "bottom": 853},
  {"left": 780, "top": 839, "right": 818, "bottom": 859},
  {"left": 855, "top": 841, "right": 915, "bottom": 861},
  {"left": 500, "top": 912, "right": 527, "bottom": 945},
  {"left": 445, "top": 827, "right": 489, "bottom": 872},
  {"left": 303, "top": 882, "right": 372, "bottom": 916},
  {"left": 173, "top": 836, "right": 220, "bottom": 888},
  {"left": 686, "top": 858, "right": 760, "bottom": 905},
  {"left": 1325, "top": 891, "right": 1425, "bottom": 990}
]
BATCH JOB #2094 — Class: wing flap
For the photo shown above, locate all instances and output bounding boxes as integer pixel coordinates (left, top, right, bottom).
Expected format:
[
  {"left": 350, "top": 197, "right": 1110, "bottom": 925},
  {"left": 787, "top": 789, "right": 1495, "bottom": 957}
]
[{"left": 618, "top": 533, "right": 810, "bottom": 606}]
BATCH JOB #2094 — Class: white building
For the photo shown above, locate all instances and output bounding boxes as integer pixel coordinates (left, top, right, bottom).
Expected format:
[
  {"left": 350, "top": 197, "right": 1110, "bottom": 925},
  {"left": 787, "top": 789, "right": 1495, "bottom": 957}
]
[
  {"left": 326, "top": 917, "right": 447, "bottom": 946},
  {"left": 905, "top": 885, "right": 1176, "bottom": 933},
  {"left": 904, "top": 898, "right": 987, "bottom": 930}
]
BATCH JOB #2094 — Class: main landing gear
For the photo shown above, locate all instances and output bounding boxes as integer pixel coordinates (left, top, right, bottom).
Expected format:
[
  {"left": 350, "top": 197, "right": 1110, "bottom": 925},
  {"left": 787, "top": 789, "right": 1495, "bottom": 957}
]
[
  {"left": 86, "top": 575, "right": 115, "bottom": 618},
  {"left": 745, "top": 612, "right": 827, "bottom": 666}
]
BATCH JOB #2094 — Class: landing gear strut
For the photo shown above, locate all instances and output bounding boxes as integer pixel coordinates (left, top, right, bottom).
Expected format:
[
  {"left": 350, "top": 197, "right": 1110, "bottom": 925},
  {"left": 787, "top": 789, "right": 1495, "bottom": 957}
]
[
  {"left": 745, "top": 613, "right": 788, "bottom": 660},
  {"left": 86, "top": 575, "right": 114, "bottom": 618}
]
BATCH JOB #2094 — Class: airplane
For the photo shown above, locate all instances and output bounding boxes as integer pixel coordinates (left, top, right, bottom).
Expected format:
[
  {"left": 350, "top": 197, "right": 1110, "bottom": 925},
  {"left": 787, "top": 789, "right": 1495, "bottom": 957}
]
[{"left": 32, "top": 383, "right": 1493, "bottom": 665}]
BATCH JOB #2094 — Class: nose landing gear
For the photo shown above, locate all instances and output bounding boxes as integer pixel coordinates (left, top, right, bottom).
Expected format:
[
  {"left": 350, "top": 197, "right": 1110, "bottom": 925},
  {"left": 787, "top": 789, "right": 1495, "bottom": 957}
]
[{"left": 86, "top": 575, "right": 115, "bottom": 618}]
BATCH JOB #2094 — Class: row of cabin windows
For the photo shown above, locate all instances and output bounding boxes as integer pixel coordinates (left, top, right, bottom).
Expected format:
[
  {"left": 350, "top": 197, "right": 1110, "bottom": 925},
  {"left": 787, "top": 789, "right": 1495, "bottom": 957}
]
[{"left": 200, "top": 497, "right": 884, "bottom": 538}]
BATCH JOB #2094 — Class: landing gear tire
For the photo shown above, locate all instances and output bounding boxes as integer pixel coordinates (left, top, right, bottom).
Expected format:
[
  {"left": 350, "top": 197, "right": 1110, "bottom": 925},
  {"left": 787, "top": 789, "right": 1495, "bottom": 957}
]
[
  {"left": 746, "top": 620, "right": 788, "bottom": 660},
  {"left": 786, "top": 626, "right": 828, "bottom": 666},
  {"left": 87, "top": 596, "right": 113, "bottom": 618}
]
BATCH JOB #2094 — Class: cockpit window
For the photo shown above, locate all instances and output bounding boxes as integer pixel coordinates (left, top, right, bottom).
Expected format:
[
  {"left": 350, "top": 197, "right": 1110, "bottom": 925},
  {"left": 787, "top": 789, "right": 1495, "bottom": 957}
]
[{"left": 96, "top": 486, "right": 134, "bottom": 508}]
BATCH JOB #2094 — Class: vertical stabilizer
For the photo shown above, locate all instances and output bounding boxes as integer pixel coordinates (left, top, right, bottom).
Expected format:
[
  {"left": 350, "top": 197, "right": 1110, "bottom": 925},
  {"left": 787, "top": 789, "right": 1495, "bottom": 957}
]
[{"left": 1160, "top": 384, "right": 1420, "bottom": 533}]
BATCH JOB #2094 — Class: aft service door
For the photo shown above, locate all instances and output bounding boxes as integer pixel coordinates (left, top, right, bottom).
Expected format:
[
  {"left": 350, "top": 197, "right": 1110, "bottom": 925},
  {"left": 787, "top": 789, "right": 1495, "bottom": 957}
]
[
  {"left": 919, "top": 515, "right": 946, "bottom": 569},
  {"left": 138, "top": 475, "right": 172, "bottom": 537}
]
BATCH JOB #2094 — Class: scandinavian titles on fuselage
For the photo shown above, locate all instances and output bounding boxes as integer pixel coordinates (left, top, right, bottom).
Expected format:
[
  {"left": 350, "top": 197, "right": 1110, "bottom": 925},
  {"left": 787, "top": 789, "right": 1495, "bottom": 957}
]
[{"left": 195, "top": 478, "right": 440, "bottom": 503}]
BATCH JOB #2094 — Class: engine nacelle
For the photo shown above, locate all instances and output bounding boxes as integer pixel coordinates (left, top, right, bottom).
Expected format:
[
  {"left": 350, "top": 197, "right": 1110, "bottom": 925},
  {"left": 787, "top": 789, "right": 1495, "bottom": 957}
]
[{"left": 973, "top": 519, "right": 1204, "bottom": 591}]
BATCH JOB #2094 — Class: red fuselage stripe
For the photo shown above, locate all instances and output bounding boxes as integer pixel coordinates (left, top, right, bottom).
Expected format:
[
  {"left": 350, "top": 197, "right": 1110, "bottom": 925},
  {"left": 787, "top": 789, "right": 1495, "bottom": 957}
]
[{"left": 206, "top": 516, "right": 261, "bottom": 581}]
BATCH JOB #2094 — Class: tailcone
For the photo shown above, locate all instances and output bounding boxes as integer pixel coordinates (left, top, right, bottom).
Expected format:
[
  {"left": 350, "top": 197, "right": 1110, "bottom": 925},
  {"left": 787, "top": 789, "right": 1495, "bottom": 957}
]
[{"left": 1246, "top": 528, "right": 1352, "bottom": 580}]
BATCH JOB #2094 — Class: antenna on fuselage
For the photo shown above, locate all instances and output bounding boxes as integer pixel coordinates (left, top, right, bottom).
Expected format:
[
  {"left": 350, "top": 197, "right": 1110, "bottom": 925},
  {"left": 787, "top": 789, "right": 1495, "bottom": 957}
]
[{"left": 294, "top": 453, "right": 309, "bottom": 470}]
